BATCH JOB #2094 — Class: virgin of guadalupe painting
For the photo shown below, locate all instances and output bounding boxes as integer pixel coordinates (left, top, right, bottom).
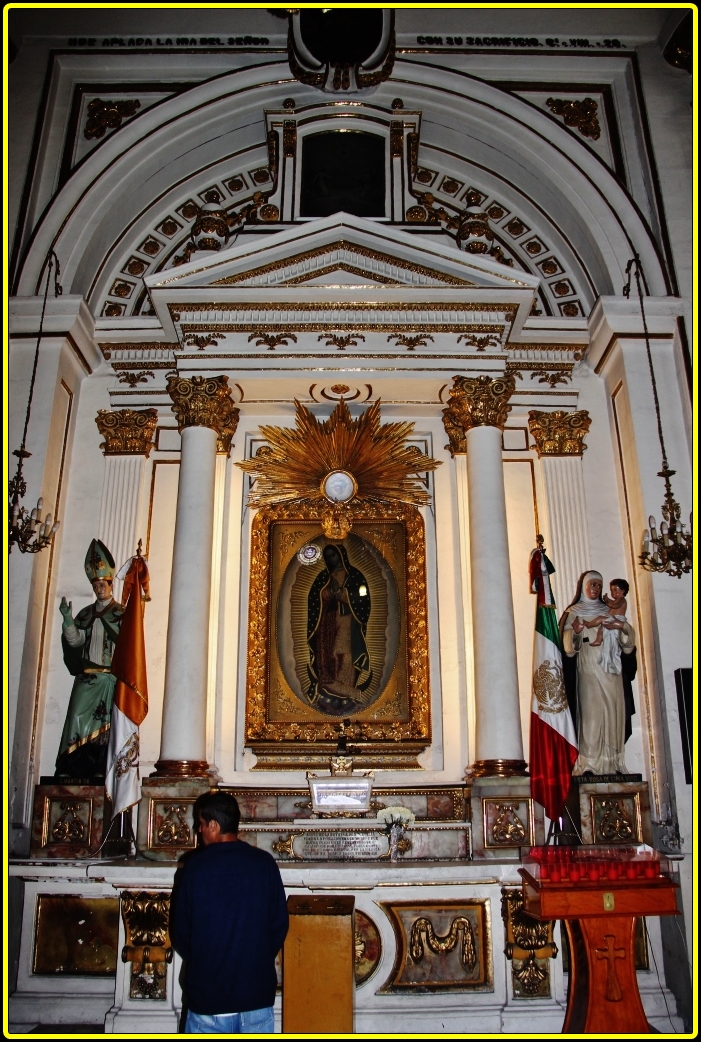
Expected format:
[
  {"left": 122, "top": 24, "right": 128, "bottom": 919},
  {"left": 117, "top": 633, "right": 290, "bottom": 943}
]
[
  {"left": 307, "top": 544, "right": 372, "bottom": 714},
  {"left": 276, "top": 531, "right": 401, "bottom": 719},
  {"left": 245, "top": 502, "right": 431, "bottom": 770}
]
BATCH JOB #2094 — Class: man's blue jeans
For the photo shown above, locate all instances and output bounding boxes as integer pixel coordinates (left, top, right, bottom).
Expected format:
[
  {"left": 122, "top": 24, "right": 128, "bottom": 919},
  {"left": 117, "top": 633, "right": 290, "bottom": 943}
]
[{"left": 185, "top": 1006, "right": 275, "bottom": 1033}]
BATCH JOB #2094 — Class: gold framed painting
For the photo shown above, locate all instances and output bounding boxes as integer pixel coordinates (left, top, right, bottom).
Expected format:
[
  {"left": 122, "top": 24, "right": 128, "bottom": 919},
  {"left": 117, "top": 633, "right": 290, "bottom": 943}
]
[{"left": 245, "top": 500, "right": 431, "bottom": 769}]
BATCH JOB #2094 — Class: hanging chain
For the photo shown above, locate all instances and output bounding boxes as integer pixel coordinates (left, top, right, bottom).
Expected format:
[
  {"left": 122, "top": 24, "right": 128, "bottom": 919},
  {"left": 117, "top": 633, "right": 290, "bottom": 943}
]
[
  {"left": 623, "top": 255, "right": 671, "bottom": 475},
  {"left": 16, "top": 252, "right": 62, "bottom": 464}
]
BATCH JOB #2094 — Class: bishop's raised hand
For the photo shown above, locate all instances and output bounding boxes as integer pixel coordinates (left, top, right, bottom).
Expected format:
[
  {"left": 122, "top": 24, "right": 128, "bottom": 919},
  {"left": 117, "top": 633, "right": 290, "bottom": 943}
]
[{"left": 59, "top": 597, "right": 74, "bottom": 627}]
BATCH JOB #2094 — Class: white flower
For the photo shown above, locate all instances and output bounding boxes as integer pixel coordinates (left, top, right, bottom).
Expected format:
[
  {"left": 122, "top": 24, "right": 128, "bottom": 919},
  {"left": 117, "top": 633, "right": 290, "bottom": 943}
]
[{"left": 377, "top": 806, "right": 415, "bottom": 829}]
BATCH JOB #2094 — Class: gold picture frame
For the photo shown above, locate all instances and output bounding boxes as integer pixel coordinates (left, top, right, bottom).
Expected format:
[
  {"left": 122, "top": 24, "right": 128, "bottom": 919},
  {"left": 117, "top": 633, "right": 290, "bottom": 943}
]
[{"left": 245, "top": 500, "right": 431, "bottom": 769}]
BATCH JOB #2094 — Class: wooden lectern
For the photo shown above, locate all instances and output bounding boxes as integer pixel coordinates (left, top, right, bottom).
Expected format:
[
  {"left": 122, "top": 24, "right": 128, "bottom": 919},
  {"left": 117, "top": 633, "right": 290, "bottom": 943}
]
[
  {"left": 282, "top": 895, "right": 355, "bottom": 1034},
  {"left": 520, "top": 849, "right": 679, "bottom": 1034}
]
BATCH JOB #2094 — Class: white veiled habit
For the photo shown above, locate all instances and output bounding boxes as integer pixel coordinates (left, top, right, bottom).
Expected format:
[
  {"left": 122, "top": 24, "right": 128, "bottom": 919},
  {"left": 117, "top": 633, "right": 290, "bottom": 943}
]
[{"left": 563, "top": 571, "right": 636, "bottom": 776}]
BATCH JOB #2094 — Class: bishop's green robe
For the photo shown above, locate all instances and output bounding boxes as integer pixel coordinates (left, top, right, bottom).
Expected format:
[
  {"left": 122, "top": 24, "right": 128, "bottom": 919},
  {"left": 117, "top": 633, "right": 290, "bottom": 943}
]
[{"left": 56, "top": 598, "right": 124, "bottom": 774}]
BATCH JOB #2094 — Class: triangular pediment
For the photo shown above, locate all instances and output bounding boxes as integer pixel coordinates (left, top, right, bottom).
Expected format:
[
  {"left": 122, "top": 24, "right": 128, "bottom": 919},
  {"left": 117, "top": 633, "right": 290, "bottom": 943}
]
[
  {"left": 279, "top": 263, "right": 401, "bottom": 287},
  {"left": 145, "top": 213, "right": 539, "bottom": 293}
]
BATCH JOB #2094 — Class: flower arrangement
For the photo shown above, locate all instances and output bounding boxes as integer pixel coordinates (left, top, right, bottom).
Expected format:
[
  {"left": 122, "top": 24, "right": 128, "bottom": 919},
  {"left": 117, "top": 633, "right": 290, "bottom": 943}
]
[{"left": 377, "top": 806, "right": 415, "bottom": 831}]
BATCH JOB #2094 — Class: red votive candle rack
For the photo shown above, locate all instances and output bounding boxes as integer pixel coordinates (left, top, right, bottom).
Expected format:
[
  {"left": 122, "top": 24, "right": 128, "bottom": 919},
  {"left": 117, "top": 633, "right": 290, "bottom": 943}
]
[{"left": 524, "top": 844, "right": 667, "bottom": 884}]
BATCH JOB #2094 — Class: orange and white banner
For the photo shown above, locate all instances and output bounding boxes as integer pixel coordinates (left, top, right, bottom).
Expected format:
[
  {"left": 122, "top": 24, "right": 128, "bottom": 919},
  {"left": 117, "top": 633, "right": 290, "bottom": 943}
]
[{"left": 106, "top": 554, "right": 149, "bottom": 818}]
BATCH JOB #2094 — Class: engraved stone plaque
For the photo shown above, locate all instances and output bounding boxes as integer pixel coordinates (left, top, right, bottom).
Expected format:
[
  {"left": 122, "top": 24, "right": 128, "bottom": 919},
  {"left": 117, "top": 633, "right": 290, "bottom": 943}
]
[{"left": 294, "top": 830, "right": 388, "bottom": 861}]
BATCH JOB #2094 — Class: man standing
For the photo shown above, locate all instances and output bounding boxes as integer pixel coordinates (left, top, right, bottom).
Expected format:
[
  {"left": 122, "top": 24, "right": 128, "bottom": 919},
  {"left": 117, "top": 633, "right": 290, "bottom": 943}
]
[{"left": 171, "top": 792, "right": 288, "bottom": 1034}]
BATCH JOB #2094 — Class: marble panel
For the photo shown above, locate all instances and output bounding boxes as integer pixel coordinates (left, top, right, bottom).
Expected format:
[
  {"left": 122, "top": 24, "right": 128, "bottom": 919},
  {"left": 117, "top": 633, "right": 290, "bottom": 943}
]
[
  {"left": 406, "top": 827, "right": 470, "bottom": 861},
  {"left": 426, "top": 792, "right": 460, "bottom": 819},
  {"left": 240, "top": 823, "right": 472, "bottom": 862},
  {"left": 378, "top": 794, "right": 428, "bottom": 818},
  {"left": 31, "top": 785, "right": 109, "bottom": 858},
  {"left": 578, "top": 781, "right": 651, "bottom": 845},
  {"left": 470, "top": 778, "right": 544, "bottom": 859},
  {"left": 236, "top": 793, "right": 279, "bottom": 820},
  {"left": 277, "top": 795, "right": 311, "bottom": 819},
  {"left": 482, "top": 798, "right": 533, "bottom": 849},
  {"left": 137, "top": 777, "right": 210, "bottom": 859}
]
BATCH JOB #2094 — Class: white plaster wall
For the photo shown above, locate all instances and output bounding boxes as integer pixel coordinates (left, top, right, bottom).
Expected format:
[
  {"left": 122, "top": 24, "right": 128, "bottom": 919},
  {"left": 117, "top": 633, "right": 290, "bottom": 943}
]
[
  {"left": 140, "top": 457, "right": 179, "bottom": 774},
  {"left": 635, "top": 42, "right": 693, "bottom": 306},
  {"left": 576, "top": 362, "right": 648, "bottom": 782},
  {"left": 503, "top": 457, "right": 540, "bottom": 755},
  {"left": 35, "top": 368, "right": 114, "bottom": 780}
]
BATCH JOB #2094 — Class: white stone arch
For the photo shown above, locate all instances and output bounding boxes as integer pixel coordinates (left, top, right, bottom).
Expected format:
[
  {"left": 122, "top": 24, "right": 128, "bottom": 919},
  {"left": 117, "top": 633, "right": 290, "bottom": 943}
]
[{"left": 16, "top": 58, "right": 670, "bottom": 313}]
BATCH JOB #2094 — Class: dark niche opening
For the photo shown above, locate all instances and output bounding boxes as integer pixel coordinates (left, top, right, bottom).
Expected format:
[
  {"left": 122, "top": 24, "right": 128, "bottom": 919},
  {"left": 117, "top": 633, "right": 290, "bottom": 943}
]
[
  {"left": 299, "top": 9, "right": 384, "bottom": 67},
  {"left": 300, "top": 131, "right": 386, "bottom": 219}
]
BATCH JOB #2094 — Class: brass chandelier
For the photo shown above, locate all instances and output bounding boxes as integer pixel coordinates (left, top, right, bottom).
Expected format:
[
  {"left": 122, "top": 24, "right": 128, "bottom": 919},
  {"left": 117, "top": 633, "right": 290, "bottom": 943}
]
[
  {"left": 8, "top": 252, "right": 62, "bottom": 554},
  {"left": 624, "top": 257, "right": 692, "bottom": 577}
]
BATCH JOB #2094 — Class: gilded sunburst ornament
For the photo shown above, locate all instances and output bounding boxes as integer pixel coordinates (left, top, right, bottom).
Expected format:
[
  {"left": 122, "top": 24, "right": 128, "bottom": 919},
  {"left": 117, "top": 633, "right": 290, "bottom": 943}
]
[{"left": 238, "top": 399, "right": 441, "bottom": 537}]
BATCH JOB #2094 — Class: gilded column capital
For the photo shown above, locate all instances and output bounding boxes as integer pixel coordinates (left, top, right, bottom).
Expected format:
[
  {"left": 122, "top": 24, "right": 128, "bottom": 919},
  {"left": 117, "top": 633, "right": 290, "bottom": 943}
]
[
  {"left": 95, "top": 408, "right": 158, "bottom": 457},
  {"left": 166, "top": 374, "right": 240, "bottom": 450},
  {"left": 528, "top": 410, "right": 591, "bottom": 457},
  {"left": 442, "top": 373, "right": 516, "bottom": 454}
]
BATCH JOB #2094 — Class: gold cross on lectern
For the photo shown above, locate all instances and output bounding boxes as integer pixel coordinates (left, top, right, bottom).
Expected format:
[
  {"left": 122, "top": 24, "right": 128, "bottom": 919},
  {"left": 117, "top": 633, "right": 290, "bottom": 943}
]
[{"left": 595, "top": 934, "right": 626, "bottom": 1001}]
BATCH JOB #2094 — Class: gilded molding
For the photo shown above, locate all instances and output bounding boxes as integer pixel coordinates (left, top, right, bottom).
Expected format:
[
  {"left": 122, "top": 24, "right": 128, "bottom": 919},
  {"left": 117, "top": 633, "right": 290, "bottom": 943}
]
[
  {"left": 244, "top": 500, "right": 431, "bottom": 755},
  {"left": 281, "top": 263, "right": 402, "bottom": 287},
  {"left": 507, "top": 362, "right": 575, "bottom": 387},
  {"left": 505, "top": 343, "right": 585, "bottom": 354},
  {"left": 116, "top": 370, "right": 155, "bottom": 387},
  {"left": 442, "top": 373, "right": 516, "bottom": 453},
  {"left": 390, "top": 120, "right": 404, "bottom": 157},
  {"left": 546, "top": 97, "right": 601, "bottom": 140},
  {"left": 457, "top": 333, "right": 501, "bottom": 351},
  {"left": 183, "top": 332, "right": 225, "bottom": 351},
  {"left": 179, "top": 322, "right": 506, "bottom": 336},
  {"left": 210, "top": 241, "right": 476, "bottom": 287},
  {"left": 95, "top": 408, "right": 158, "bottom": 457},
  {"left": 501, "top": 887, "right": 557, "bottom": 997},
  {"left": 166, "top": 374, "right": 240, "bottom": 445},
  {"left": 247, "top": 332, "right": 298, "bottom": 351},
  {"left": 379, "top": 899, "right": 492, "bottom": 992},
  {"left": 121, "top": 889, "right": 173, "bottom": 998},
  {"left": 318, "top": 332, "right": 366, "bottom": 351},
  {"left": 121, "top": 890, "right": 171, "bottom": 950},
  {"left": 84, "top": 97, "right": 140, "bottom": 140},
  {"left": 172, "top": 302, "right": 515, "bottom": 317},
  {"left": 98, "top": 342, "right": 180, "bottom": 360},
  {"left": 528, "top": 409, "right": 591, "bottom": 457},
  {"left": 238, "top": 398, "right": 440, "bottom": 522},
  {"left": 283, "top": 119, "right": 297, "bottom": 157},
  {"left": 387, "top": 333, "right": 434, "bottom": 351}
]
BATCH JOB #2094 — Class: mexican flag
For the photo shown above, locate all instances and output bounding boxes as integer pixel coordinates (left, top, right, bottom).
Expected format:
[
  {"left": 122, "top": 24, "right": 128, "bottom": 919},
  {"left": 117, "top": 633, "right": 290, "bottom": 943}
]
[
  {"left": 106, "top": 553, "right": 150, "bottom": 818},
  {"left": 529, "top": 545, "right": 578, "bottom": 821}
]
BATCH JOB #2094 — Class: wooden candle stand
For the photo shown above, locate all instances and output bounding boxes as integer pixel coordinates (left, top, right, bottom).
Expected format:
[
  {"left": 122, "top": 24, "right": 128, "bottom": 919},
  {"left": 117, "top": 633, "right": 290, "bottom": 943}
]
[{"left": 520, "top": 852, "right": 679, "bottom": 1034}]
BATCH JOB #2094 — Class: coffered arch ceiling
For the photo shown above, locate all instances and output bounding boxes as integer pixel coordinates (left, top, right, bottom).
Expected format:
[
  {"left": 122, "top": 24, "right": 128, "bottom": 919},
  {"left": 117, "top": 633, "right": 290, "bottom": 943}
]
[{"left": 16, "top": 58, "right": 669, "bottom": 317}]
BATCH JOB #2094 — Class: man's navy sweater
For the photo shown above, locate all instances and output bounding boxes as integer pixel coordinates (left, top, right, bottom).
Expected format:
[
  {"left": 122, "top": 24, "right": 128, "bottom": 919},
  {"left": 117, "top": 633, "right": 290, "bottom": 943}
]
[{"left": 171, "top": 839, "right": 288, "bottom": 1014}]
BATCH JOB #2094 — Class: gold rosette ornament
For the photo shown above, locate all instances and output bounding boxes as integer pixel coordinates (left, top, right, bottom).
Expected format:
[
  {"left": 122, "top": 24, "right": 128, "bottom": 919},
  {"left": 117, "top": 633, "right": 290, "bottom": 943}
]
[{"left": 238, "top": 399, "right": 440, "bottom": 538}]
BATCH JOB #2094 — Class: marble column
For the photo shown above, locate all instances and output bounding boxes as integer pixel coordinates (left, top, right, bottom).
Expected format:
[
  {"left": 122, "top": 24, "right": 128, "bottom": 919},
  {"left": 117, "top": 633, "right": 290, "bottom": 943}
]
[
  {"left": 443, "top": 373, "right": 526, "bottom": 777},
  {"left": 154, "top": 375, "right": 239, "bottom": 777},
  {"left": 95, "top": 408, "right": 158, "bottom": 600},
  {"left": 528, "top": 410, "right": 592, "bottom": 611}
]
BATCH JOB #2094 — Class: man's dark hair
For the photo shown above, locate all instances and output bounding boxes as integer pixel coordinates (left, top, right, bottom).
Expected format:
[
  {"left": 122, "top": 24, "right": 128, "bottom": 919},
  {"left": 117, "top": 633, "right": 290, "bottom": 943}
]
[
  {"left": 611, "top": 578, "right": 629, "bottom": 596},
  {"left": 197, "top": 792, "right": 241, "bottom": 835}
]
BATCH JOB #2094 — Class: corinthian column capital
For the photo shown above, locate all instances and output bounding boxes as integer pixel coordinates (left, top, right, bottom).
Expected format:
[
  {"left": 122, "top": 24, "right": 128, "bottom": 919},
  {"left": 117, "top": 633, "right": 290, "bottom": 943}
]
[
  {"left": 528, "top": 409, "right": 591, "bottom": 457},
  {"left": 95, "top": 408, "right": 158, "bottom": 456},
  {"left": 442, "top": 373, "right": 516, "bottom": 454},
  {"left": 167, "top": 374, "right": 240, "bottom": 452}
]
